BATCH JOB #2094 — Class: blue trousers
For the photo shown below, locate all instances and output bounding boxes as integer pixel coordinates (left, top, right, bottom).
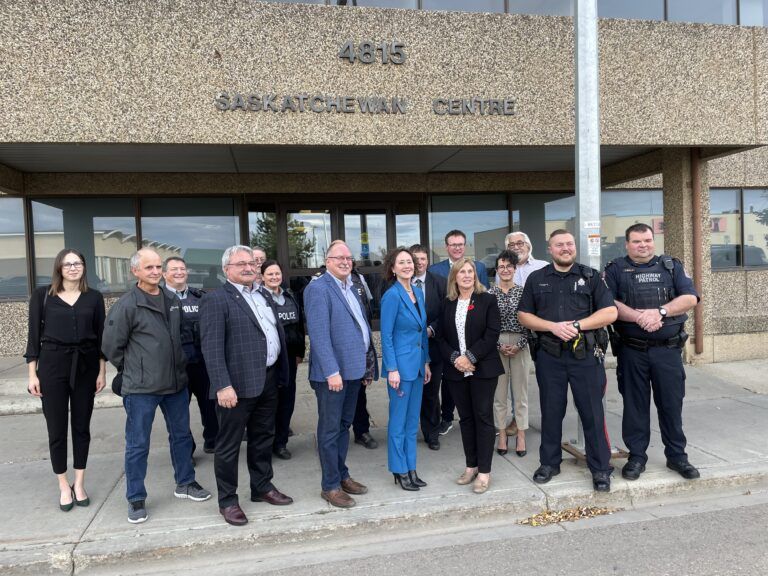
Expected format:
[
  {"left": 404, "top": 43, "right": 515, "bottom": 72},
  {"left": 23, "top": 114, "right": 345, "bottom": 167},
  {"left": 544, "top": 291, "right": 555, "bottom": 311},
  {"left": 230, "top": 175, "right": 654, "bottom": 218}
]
[
  {"left": 311, "top": 378, "right": 362, "bottom": 492},
  {"left": 123, "top": 388, "right": 195, "bottom": 502},
  {"left": 387, "top": 378, "right": 424, "bottom": 474},
  {"left": 535, "top": 348, "right": 612, "bottom": 474},
  {"left": 617, "top": 345, "right": 688, "bottom": 464}
]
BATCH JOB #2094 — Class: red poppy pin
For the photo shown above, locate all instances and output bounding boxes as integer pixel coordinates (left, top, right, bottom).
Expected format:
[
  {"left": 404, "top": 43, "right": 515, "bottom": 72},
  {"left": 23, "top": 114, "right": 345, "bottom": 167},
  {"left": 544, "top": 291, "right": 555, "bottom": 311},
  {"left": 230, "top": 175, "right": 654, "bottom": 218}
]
[{"left": 468, "top": 302, "right": 475, "bottom": 311}]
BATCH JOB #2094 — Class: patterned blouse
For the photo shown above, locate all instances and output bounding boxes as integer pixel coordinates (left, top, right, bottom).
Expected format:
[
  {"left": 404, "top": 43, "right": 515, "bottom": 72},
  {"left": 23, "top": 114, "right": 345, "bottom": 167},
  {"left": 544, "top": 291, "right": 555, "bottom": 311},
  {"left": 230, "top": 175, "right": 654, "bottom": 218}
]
[{"left": 489, "top": 284, "right": 529, "bottom": 349}]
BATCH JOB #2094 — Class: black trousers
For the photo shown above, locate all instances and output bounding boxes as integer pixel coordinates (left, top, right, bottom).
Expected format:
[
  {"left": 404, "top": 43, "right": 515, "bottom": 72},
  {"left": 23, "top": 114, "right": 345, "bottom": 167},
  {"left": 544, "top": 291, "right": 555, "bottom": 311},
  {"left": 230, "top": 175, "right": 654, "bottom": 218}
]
[
  {"left": 447, "top": 375, "right": 497, "bottom": 474},
  {"left": 38, "top": 347, "right": 99, "bottom": 474},
  {"left": 214, "top": 366, "right": 278, "bottom": 508},
  {"left": 420, "top": 356, "right": 443, "bottom": 443},
  {"left": 535, "top": 348, "right": 612, "bottom": 474},
  {"left": 186, "top": 359, "right": 218, "bottom": 450},
  {"left": 274, "top": 358, "right": 298, "bottom": 449},
  {"left": 617, "top": 344, "right": 688, "bottom": 464},
  {"left": 352, "top": 381, "right": 371, "bottom": 438},
  {"left": 441, "top": 375, "right": 456, "bottom": 423}
]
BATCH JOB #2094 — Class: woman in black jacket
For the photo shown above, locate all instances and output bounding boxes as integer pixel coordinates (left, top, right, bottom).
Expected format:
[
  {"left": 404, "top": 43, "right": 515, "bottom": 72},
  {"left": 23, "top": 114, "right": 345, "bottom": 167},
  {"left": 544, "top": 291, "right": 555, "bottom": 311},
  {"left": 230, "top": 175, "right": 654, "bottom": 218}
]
[
  {"left": 261, "top": 260, "right": 306, "bottom": 460},
  {"left": 439, "top": 257, "right": 504, "bottom": 494},
  {"left": 25, "top": 248, "right": 106, "bottom": 511}
]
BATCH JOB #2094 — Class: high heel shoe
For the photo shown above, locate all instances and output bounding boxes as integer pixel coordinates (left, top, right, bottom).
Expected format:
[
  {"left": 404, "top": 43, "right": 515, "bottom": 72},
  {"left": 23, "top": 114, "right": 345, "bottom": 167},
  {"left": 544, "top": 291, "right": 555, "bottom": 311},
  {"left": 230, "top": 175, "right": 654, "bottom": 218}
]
[
  {"left": 60, "top": 487, "right": 74, "bottom": 512},
  {"left": 515, "top": 435, "right": 527, "bottom": 458},
  {"left": 393, "top": 473, "right": 420, "bottom": 491},
  {"left": 496, "top": 430, "right": 508, "bottom": 455},
  {"left": 408, "top": 470, "right": 427, "bottom": 487},
  {"left": 73, "top": 485, "right": 90, "bottom": 507}
]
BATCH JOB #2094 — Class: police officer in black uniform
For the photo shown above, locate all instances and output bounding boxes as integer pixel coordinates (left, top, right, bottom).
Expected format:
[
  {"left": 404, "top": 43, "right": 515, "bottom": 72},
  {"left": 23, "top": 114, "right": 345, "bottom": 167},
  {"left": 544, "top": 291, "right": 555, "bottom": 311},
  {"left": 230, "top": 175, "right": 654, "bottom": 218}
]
[
  {"left": 604, "top": 223, "right": 700, "bottom": 481},
  {"left": 518, "top": 229, "right": 618, "bottom": 492},
  {"left": 163, "top": 257, "right": 218, "bottom": 454}
]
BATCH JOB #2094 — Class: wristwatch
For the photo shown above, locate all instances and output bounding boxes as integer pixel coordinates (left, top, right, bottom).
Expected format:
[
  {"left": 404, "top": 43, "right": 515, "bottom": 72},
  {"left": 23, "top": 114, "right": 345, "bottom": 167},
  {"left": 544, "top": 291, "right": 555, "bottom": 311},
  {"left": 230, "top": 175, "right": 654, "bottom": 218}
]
[
  {"left": 572, "top": 321, "right": 581, "bottom": 332},
  {"left": 659, "top": 307, "right": 668, "bottom": 318}
]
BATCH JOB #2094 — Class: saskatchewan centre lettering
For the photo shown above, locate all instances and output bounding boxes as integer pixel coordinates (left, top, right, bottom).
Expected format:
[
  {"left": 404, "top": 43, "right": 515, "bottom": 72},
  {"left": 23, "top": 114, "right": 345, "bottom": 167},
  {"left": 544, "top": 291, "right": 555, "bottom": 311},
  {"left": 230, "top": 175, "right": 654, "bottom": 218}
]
[{"left": 215, "top": 93, "right": 407, "bottom": 114}]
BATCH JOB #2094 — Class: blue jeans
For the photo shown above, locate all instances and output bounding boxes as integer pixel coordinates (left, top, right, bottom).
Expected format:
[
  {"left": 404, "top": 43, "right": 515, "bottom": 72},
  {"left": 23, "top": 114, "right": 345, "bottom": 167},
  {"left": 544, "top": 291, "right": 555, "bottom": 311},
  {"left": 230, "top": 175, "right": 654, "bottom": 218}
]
[
  {"left": 123, "top": 388, "right": 195, "bottom": 502},
  {"left": 311, "top": 379, "right": 361, "bottom": 492}
]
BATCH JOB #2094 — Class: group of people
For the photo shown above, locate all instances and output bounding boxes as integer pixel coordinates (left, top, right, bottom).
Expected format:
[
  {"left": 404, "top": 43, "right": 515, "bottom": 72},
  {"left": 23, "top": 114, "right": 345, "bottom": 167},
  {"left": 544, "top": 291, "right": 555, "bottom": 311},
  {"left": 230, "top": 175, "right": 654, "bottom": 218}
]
[{"left": 25, "top": 221, "right": 700, "bottom": 525}]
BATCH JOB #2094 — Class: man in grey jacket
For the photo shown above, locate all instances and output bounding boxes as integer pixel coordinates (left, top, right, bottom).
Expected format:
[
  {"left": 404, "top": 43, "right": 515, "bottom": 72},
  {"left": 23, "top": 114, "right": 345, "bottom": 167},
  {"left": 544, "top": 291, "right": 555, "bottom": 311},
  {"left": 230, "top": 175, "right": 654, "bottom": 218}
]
[{"left": 102, "top": 248, "right": 211, "bottom": 524}]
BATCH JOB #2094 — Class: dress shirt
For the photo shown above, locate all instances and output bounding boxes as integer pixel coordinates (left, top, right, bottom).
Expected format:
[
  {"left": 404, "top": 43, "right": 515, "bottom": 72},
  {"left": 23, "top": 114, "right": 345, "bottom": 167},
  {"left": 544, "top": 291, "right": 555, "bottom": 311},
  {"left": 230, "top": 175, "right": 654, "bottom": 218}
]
[
  {"left": 412, "top": 274, "right": 427, "bottom": 307},
  {"left": 227, "top": 280, "right": 280, "bottom": 366},
  {"left": 329, "top": 273, "right": 371, "bottom": 351},
  {"left": 455, "top": 298, "right": 473, "bottom": 377},
  {"left": 514, "top": 256, "right": 548, "bottom": 287}
]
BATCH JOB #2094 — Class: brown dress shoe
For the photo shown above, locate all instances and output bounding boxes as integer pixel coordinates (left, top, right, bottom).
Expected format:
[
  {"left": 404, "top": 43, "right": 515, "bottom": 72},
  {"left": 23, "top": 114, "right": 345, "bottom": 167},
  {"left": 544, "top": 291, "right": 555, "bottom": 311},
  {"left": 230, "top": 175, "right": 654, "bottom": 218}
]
[
  {"left": 251, "top": 488, "right": 294, "bottom": 506},
  {"left": 321, "top": 488, "right": 356, "bottom": 508},
  {"left": 220, "top": 504, "right": 248, "bottom": 526},
  {"left": 340, "top": 477, "right": 368, "bottom": 495}
]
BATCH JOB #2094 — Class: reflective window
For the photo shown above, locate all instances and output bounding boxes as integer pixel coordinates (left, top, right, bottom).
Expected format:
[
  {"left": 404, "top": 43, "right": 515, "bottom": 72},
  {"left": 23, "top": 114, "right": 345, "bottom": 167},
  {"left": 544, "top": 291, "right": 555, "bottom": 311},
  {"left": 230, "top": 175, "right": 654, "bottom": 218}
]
[
  {"left": 249, "top": 207, "right": 279, "bottom": 260},
  {"left": 0, "top": 197, "right": 28, "bottom": 298},
  {"left": 508, "top": 0, "right": 572, "bottom": 16},
  {"left": 544, "top": 196, "right": 575, "bottom": 238},
  {"left": 395, "top": 203, "right": 421, "bottom": 248},
  {"left": 287, "top": 210, "right": 331, "bottom": 269},
  {"left": 598, "top": 0, "right": 664, "bottom": 20},
  {"left": 740, "top": 0, "right": 768, "bottom": 25},
  {"left": 32, "top": 198, "right": 137, "bottom": 293},
  {"left": 742, "top": 189, "right": 768, "bottom": 266},
  {"left": 668, "top": 0, "right": 737, "bottom": 24},
  {"left": 601, "top": 190, "right": 665, "bottom": 267},
  {"left": 344, "top": 209, "right": 388, "bottom": 267},
  {"left": 429, "top": 194, "right": 508, "bottom": 271},
  {"left": 710, "top": 189, "right": 742, "bottom": 268},
  {"left": 422, "top": 0, "right": 504, "bottom": 12},
  {"left": 140, "top": 197, "right": 239, "bottom": 291}
]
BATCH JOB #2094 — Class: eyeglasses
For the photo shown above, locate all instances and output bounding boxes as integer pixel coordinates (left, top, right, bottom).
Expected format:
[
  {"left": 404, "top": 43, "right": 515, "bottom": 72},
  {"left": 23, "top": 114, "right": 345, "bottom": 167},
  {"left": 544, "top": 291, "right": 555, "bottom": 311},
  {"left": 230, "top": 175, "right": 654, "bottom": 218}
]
[
  {"left": 327, "top": 256, "right": 354, "bottom": 263},
  {"left": 227, "top": 260, "right": 258, "bottom": 268},
  {"left": 62, "top": 262, "right": 83, "bottom": 270},
  {"left": 507, "top": 241, "right": 526, "bottom": 248},
  {"left": 254, "top": 256, "right": 266, "bottom": 263},
  {"left": 447, "top": 243, "right": 465, "bottom": 249},
  {"left": 496, "top": 264, "right": 515, "bottom": 271}
]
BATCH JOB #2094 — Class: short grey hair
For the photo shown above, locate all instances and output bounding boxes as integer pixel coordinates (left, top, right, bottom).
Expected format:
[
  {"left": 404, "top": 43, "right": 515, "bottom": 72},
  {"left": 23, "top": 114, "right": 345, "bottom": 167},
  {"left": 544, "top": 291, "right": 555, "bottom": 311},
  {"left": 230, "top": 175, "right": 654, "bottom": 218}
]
[
  {"left": 221, "top": 245, "right": 253, "bottom": 271},
  {"left": 325, "top": 239, "right": 349, "bottom": 257},
  {"left": 505, "top": 231, "right": 534, "bottom": 258},
  {"left": 130, "top": 248, "right": 160, "bottom": 270}
]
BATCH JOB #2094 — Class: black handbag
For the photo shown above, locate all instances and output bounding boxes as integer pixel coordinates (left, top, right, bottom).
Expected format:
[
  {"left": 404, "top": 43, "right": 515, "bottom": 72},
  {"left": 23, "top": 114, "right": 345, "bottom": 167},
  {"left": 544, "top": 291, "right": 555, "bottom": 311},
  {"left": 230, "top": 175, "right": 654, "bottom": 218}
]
[{"left": 111, "top": 369, "right": 123, "bottom": 396}]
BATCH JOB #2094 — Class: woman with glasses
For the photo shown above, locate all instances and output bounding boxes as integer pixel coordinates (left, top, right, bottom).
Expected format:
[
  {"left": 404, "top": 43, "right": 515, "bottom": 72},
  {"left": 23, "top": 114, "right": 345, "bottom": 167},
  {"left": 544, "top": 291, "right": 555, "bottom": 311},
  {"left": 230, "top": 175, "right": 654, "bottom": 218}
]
[
  {"left": 438, "top": 258, "right": 503, "bottom": 494},
  {"left": 260, "top": 259, "right": 305, "bottom": 460},
  {"left": 380, "top": 247, "right": 431, "bottom": 491},
  {"left": 25, "top": 249, "right": 106, "bottom": 511},
  {"left": 489, "top": 250, "right": 531, "bottom": 457}
]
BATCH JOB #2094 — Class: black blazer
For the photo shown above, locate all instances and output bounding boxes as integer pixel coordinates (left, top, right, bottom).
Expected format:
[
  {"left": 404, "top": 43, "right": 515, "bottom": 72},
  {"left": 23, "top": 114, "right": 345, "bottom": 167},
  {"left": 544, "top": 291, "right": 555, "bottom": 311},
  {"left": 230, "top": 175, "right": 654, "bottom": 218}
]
[
  {"left": 438, "top": 291, "right": 504, "bottom": 381},
  {"left": 422, "top": 271, "right": 446, "bottom": 366}
]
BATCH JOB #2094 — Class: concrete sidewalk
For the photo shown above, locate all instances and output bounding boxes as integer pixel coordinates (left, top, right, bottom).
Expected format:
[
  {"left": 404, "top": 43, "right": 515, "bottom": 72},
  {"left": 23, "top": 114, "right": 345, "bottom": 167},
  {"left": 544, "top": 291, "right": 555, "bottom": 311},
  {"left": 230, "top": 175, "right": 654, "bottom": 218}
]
[{"left": 1, "top": 357, "right": 767, "bottom": 575}]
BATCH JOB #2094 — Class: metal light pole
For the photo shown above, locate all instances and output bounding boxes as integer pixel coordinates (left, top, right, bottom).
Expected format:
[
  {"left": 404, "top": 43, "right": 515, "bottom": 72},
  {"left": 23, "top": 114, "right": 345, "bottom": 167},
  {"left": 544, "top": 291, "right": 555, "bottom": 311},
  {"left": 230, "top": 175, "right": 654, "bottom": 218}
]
[{"left": 564, "top": 0, "right": 602, "bottom": 458}]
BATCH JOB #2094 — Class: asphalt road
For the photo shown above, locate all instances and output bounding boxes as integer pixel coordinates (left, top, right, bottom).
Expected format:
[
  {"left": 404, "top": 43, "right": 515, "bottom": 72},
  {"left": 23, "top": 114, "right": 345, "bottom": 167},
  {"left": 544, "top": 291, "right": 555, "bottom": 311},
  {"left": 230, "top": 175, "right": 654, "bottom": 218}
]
[{"left": 91, "top": 491, "right": 768, "bottom": 576}]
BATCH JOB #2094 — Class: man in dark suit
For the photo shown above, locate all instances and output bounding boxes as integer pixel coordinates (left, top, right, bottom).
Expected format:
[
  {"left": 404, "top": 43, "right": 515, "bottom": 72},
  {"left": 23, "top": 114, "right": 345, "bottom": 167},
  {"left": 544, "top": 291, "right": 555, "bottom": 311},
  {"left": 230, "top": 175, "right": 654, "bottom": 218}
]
[
  {"left": 410, "top": 244, "right": 445, "bottom": 451},
  {"left": 304, "top": 240, "right": 378, "bottom": 508},
  {"left": 200, "top": 245, "right": 292, "bottom": 526},
  {"left": 427, "top": 229, "right": 490, "bottom": 434}
]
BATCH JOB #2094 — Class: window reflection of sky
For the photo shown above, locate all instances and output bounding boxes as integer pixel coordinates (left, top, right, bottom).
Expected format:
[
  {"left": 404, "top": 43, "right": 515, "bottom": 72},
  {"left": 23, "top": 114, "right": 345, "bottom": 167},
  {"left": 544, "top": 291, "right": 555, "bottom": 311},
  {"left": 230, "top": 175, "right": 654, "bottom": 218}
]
[
  {"left": 0, "top": 198, "right": 25, "bottom": 234},
  {"left": 141, "top": 216, "right": 238, "bottom": 250}
]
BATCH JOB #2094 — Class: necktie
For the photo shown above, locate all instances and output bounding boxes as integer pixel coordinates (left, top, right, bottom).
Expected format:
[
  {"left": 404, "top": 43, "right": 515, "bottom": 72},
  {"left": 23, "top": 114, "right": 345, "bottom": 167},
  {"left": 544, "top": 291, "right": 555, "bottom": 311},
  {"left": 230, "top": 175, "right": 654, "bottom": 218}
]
[{"left": 414, "top": 279, "right": 423, "bottom": 289}]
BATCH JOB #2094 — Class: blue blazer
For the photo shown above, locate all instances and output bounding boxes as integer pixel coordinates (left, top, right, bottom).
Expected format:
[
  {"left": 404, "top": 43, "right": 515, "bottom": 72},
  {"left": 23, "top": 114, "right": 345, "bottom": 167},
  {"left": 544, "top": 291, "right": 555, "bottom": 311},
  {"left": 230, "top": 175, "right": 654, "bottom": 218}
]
[
  {"left": 304, "top": 272, "right": 378, "bottom": 383},
  {"left": 200, "top": 282, "right": 289, "bottom": 399},
  {"left": 380, "top": 282, "right": 430, "bottom": 382},
  {"left": 428, "top": 258, "right": 490, "bottom": 288}
]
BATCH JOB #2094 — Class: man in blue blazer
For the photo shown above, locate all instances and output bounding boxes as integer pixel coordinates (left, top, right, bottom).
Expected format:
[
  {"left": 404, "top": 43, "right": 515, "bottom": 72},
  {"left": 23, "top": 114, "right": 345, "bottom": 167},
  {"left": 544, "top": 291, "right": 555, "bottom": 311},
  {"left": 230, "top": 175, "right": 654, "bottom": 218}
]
[
  {"left": 304, "top": 240, "right": 378, "bottom": 508},
  {"left": 428, "top": 229, "right": 490, "bottom": 288},
  {"left": 427, "top": 229, "right": 489, "bottom": 434},
  {"left": 201, "top": 245, "right": 292, "bottom": 526}
]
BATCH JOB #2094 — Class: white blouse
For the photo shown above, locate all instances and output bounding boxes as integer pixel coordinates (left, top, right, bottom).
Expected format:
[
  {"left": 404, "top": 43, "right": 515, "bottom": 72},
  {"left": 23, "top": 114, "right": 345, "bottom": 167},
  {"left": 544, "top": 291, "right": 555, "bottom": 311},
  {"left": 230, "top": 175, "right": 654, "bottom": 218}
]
[{"left": 455, "top": 297, "right": 473, "bottom": 377}]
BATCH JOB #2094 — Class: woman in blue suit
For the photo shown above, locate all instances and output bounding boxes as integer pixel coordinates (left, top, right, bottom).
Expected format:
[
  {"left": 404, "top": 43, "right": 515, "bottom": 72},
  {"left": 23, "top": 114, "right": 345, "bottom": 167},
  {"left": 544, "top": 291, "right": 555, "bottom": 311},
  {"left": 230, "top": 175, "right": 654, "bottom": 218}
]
[{"left": 380, "top": 247, "right": 431, "bottom": 491}]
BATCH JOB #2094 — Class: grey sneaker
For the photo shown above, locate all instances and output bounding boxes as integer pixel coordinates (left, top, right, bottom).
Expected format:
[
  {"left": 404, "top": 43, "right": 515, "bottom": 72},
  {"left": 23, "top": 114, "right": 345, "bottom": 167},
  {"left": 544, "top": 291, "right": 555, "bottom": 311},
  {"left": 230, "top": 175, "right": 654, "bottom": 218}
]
[
  {"left": 174, "top": 481, "right": 211, "bottom": 502},
  {"left": 128, "top": 500, "right": 147, "bottom": 524}
]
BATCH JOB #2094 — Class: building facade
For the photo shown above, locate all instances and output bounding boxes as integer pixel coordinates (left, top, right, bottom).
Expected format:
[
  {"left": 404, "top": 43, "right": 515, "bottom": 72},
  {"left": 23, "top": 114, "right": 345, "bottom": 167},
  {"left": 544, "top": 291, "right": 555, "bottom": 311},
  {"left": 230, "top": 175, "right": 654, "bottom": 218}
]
[{"left": 1, "top": 0, "right": 767, "bottom": 362}]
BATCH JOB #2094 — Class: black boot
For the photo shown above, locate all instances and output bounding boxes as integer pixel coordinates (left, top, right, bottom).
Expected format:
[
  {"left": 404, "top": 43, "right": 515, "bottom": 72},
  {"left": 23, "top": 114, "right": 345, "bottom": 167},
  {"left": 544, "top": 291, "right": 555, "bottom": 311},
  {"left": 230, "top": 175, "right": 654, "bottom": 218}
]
[
  {"left": 393, "top": 473, "right": 420, "bottom": 491},
  {"left": 408, "top": 470, "right": 427, "bottom": 487}
]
